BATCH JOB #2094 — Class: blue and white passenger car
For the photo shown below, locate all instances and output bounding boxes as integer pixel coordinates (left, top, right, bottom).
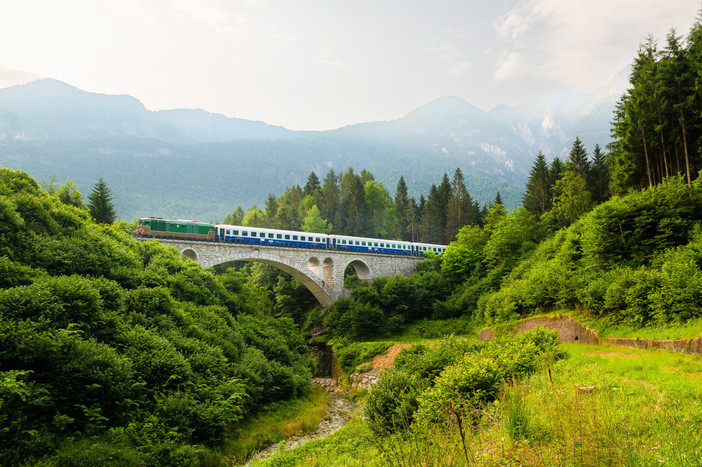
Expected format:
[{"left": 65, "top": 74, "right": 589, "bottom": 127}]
[
  {"left": 329, "top": 234, "right": 414, "bottom": 255},
  {"left": 413, "top": 242, "right": 448, "bottom": 256},
  {"left": 216, "top": 224, "right": 329, "bottom": 249}
]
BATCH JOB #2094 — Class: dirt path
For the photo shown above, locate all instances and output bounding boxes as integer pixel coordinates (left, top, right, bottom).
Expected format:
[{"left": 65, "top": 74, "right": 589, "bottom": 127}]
[
  {"left": 245, "top": 391, "right": 357, "bottom": 465},
  {"left": 370, "top": 343, "right": 411, "bottom": 371}
]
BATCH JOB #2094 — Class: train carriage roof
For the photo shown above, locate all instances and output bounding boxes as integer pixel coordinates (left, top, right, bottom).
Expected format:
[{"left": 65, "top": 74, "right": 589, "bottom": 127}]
[{"left": 215, "top": 224, "right": 329, "bottom": 238}]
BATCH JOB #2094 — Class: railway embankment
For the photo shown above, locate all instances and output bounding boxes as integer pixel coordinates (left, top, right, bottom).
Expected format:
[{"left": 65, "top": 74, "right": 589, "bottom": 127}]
[{"left": 480, "top": 315, "right": 702, "bottom": 357}]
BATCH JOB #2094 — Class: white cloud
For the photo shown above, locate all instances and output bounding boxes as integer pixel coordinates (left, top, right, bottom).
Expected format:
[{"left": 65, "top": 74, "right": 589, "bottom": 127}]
[
  {"left": 174, "top": 0, "right": 245, "bottom": 33},
  {"left": 493, "top": 51, "right": 521, "bottom": 82},
  {"left": 428, "top": 43, "right": 472, "bottom": 76},
  {"left": 492, "top": 0, "right": 699, "bottom": 87}
]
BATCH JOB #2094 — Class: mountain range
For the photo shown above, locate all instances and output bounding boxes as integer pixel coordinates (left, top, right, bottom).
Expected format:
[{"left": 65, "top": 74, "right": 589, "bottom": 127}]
[{"left": 0, "top": 75, "right": 627, "bottom": 221}]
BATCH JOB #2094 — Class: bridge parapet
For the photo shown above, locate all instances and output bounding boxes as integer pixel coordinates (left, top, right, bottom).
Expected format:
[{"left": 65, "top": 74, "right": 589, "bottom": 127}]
[{"left": 150, "top": 239, "right": 422, "bottom": 306}]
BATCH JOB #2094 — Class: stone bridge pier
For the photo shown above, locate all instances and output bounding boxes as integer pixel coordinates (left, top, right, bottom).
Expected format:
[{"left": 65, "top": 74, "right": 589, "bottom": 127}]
[{"left": 154, "top": 240, "right": 423, "bottom": 306}]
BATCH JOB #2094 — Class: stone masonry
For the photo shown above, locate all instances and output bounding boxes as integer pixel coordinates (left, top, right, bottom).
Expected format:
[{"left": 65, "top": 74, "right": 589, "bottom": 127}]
[{"left": 152, "top": 239, "right": 422, "bottom": 306}]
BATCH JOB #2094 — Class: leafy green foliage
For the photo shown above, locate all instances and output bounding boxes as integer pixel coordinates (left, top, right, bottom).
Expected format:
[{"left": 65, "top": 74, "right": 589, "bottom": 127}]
[
  {"left": 0, "top": 167, "right": 312, "bottom": 464},
  {"left": 364, "top": 330, "right": 561, "bottom": 437},
  {"left": 478, "top": 175, "right": 702, "bottom": 326}
]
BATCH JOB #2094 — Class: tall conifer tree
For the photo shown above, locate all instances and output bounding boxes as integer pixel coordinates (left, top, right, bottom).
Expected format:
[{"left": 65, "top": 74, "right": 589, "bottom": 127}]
[
  {"left": 394, "top": 175, "right": 410, "bottom": 240},
  {"left": 522, "top": 152, "right": 552, "bottom": 217},
  {"left": 568, "top": 137, "right": 590, "bottom": 178},
  {"left": 88, "top": 177, "right": 116, "bottom": 224},
  {"left": 590, "top": 144, "right": 610, "bottom": 204}
]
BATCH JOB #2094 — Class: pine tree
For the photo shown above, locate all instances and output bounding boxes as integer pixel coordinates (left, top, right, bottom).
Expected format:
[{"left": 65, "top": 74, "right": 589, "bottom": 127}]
[
  {"left": 275, "top": 186, "right": 303, "bottom": 230},
  {"left": 420, "top": 184, "right": 444, "bottom": 243},
  {"left": 407, "top": 198, "right": 420, "bottom": 242},
  {"left": 87, "top": 177, "right": 116, "bottom": 224},
  {"left": 522, "top": 152, "right": 552, "bottom": 217},
  {"left": 664, "top": 28, "right": 695, "bottom": 186},
  {"left": 394, "top": 175, "right": 410, "bottom": 240},
  {"left": 590, "top": 144, "right": 610, "bottom": 204},
  {"left": 494, "top": 191, "right": 503, "bottom": 206},
  {"left": 550, "top": 157, "right": 565, "bottom": 184},
  {"left": 321, "top": 169, "right": 340, "bottom": 222},
  {"left": 303, "top": 171, "right": 321, "bottom": 196},
  {"left": 436, "top": 173, "right": 451, "bottom": 230},
  {"left": 340, "top": 168, "right": 367, "bottom": 235},
  {"left": 568, "top": 137, "right": 590, "bottom": 178},
  {"left": 264, "top": 194, "right": 278, "bottom": 227},
  {"left": 445, "top": 168, "right": 475, "bottom": 242}
]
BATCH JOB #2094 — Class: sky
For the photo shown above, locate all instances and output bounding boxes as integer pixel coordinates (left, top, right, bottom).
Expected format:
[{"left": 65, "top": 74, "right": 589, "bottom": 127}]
[{"left": 0, "top": 0, "right": 699, "bottom": 130}]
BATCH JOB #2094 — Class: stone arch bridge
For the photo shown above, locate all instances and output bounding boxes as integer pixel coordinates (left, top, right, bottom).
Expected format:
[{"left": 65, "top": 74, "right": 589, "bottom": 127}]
[{"left": 154, "top": 239, "right": 424, "bottom": 306}]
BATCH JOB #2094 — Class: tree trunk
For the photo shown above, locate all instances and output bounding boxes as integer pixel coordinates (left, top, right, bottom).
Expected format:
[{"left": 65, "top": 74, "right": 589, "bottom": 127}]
[
  {"left": 642, "top": 129, "right": 653, "bottom": 188},
  {"left": 656, "top": 104, "right": 670, "bottom": 179},
  {"left": 680, "top": 107, "right": 692, "bottom": 187}
]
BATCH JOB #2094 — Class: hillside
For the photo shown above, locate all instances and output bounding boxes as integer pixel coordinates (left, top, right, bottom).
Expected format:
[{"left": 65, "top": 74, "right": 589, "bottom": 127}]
[
  {"left": 0, "top": 167, "right": 312, "bottom": 465},
  {"left": 0, "top": 79, "right": 620, "bottom": 220}
]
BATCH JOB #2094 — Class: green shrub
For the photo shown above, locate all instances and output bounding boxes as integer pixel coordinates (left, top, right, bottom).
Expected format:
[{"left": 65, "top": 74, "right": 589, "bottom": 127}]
[
  {"left": 365, "top": 369, "right": 428, "bottom": 436},
  {"left": 415, "top": 355, "right": 503, "bottom": 425}
]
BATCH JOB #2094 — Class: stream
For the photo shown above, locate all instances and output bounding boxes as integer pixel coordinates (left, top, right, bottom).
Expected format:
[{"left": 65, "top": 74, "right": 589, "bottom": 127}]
[{"left": 245, "top": 388, "right": 358, "bottom": 464}]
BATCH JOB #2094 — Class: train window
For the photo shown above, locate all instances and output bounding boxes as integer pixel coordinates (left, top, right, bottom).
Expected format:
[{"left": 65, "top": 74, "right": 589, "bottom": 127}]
[
  {"left": 301, "top": 236, "right": 306, "bottom": 241},
  {"left": 316, "top": 237, "right": 321, "bottom": 242},
  {"left": 285, "top": 234, "right": 290, "bottom": 240},
  {"left": 242, "top": 231, "right": 248, "bottom": 236},
  {"left": 226, "top": 230, "right": 231, "bottom": 235},
  {"left": 293, "top": 235, "right": 298, "bottom": 240},
  {"left": 268, "top": 233, "right": 274, "bottom": 238},
  {"left": 374, "top": 242, "right": 379, "bottom": 247},
  {"left": 277, "top": 234, "right": 282, "bottom": 239}
]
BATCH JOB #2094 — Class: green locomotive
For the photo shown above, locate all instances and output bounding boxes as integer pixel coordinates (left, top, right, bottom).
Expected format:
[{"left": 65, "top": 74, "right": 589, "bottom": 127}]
[{"left": 137, "top": 217, "right": 215, "bottom": 240}]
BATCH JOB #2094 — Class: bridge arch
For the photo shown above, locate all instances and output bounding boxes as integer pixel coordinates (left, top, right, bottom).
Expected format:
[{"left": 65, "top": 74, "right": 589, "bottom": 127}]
[
  {"left": 344, "top": 259, "right": 371, "bottom": 283},
  {"left": 192, "top": 248, "right": 335, "bottom": 307},
  {"left": 155, "top": 240, "right": 422, "bottom": 306},
  {"left": 181, "top": 248, "right": 198, "bottom": 262}
]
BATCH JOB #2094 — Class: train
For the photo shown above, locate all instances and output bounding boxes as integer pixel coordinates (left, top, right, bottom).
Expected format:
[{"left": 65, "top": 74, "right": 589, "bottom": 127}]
[{"left": 137, "top": 217, "right": 447, "bottom": 256}]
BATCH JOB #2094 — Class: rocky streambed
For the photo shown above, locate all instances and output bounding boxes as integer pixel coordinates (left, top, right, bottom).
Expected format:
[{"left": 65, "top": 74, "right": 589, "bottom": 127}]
[{"left": 245, "top": 383, "right": 357, "bottom": 465}]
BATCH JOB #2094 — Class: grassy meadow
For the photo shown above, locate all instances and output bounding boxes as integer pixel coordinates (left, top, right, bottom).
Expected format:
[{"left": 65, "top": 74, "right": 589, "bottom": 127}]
[{"left": 247, "top": 341, "right": 702, "bottom": 466}]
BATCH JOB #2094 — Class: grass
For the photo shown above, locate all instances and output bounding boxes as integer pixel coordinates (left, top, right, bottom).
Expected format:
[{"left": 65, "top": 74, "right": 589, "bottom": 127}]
[
  {"left": 395, "top": 317, "right": 476, "bottom": 341},
  {"left": 251, "top": 341, "right": 702, "bottom": 466},
  {"left": 222, "top": 387, "right": 330, "bottom": 465},
  {"left": 332, "top": 341, "right": 393, "bottom": 374},
  {"left": 587, "top": 316, "right": 702, "bottom": 340}
]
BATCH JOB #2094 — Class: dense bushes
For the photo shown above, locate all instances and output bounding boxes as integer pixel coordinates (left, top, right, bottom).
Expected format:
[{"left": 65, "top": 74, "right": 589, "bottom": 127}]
[
  {"left": 365, "top": 329, "right": 561, "bottom": 437},
  {"left": 477, "top": 176, "right": 702, "bottom": 326},
  {"left": 0, "top": 168, "right": 312, "bottom": 464}
]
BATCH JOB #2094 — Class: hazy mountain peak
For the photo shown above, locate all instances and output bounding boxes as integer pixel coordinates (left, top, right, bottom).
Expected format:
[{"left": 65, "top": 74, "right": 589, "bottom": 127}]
[
  {"left": 0, "top": 78, "right": 291, "bottom": 142},
  {"left": 405, "top": 96, "right": 484, "bottom": 120}
]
